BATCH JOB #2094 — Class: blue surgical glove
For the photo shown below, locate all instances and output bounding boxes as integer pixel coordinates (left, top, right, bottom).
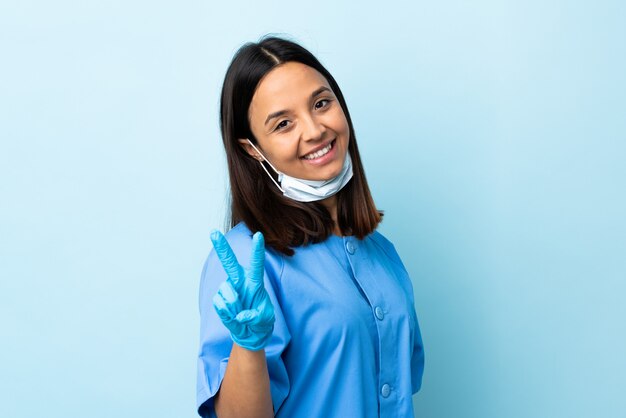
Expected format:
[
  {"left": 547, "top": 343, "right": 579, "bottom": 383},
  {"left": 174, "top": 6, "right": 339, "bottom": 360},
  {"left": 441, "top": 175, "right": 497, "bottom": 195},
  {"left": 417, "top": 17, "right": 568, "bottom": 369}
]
[{"left": 210, "top": 230, "right": 275, "bottom": 351}]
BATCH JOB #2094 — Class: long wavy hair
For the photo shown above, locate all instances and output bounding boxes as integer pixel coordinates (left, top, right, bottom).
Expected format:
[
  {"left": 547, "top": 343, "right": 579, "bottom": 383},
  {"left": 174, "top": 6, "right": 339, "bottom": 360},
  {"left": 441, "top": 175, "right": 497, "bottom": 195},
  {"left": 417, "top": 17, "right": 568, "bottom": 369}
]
[{"left": 219, "top": 35, "right": 382, "bottom": 256}]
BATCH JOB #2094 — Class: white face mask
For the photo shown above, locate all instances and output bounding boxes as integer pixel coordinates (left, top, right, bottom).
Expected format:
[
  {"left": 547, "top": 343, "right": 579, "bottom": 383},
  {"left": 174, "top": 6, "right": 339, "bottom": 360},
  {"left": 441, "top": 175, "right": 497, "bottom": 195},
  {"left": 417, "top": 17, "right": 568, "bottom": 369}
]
[{"left": 246, "top": 139, "right": 353, "bottom": 202}]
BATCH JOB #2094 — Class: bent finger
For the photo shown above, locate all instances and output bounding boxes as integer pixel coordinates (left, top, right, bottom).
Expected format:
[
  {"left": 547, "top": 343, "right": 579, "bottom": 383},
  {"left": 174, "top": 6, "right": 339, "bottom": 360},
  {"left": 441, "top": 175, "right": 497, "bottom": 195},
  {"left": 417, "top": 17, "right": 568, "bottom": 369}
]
[
  {"left": 217, "top": 281, "right": 242, "bottom": 314},
  {"left": 212, "top": 292, "right": 235, "bottom": 324}
]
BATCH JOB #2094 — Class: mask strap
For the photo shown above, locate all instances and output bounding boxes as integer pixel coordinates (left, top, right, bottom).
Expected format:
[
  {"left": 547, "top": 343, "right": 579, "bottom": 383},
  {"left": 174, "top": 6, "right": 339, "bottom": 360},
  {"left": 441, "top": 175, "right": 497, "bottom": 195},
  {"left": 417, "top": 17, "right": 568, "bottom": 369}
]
[{"left": 246, "top": 139, "right": 285, "bottom": 193}]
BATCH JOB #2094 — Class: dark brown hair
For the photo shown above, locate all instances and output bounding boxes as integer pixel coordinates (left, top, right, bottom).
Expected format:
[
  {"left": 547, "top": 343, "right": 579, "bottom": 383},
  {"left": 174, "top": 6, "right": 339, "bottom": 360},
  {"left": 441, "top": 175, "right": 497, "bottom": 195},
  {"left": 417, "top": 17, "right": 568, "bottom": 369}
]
[{"left": 219, "top": 35, "right": 382, "bottom": 255}]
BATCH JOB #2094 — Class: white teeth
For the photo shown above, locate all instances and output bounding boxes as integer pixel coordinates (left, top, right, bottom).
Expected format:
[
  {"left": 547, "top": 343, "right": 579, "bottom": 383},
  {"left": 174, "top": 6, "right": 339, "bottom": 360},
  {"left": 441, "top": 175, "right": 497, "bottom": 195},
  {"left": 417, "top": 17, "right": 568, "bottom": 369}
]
[{"left": 303, "top": 142, "right": 333, "bottom": 160}]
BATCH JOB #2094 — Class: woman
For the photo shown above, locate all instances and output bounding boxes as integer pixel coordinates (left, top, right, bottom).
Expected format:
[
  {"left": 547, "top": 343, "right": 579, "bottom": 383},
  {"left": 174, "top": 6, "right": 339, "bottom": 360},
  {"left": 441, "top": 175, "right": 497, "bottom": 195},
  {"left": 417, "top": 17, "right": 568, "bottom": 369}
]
[{"left": 196, "top": 35, "right": 425, "bottom": 418}]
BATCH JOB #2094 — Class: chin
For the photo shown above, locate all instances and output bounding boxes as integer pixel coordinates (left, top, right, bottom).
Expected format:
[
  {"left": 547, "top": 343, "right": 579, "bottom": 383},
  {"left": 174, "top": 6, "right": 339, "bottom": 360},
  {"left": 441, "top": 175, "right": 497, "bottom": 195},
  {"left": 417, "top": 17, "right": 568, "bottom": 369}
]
[{"left": 315, "top": 163, "right": 344, "bottom": 181}]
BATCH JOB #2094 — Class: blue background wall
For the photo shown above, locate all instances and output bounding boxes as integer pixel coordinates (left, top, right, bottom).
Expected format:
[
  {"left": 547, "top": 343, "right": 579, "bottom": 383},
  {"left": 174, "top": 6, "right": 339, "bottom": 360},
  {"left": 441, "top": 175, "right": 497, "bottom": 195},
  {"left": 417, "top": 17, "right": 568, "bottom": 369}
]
[{"left": 1, "top": 1, "right": 624, "bottom": 417}]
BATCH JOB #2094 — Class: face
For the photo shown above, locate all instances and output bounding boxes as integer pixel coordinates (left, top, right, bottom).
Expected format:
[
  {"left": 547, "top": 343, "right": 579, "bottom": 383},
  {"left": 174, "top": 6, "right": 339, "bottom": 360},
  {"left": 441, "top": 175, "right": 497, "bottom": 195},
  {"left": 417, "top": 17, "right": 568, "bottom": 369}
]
[{"left": 241, "top": 61, "right": 350, "bottom": 181}]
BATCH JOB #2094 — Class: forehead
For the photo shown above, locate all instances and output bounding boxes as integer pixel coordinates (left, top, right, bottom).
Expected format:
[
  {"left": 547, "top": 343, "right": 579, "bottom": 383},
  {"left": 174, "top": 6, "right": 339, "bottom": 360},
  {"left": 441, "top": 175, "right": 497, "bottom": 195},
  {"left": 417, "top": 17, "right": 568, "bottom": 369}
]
[{"left": 249, "top": 62, "right": 330, "bottom": 118}]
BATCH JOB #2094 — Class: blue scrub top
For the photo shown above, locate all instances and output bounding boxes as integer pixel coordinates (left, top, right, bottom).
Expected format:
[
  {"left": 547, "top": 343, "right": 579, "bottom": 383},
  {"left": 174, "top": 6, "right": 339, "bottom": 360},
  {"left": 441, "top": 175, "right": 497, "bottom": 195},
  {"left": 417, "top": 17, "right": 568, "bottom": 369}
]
[{"left": 196, "top": 222, "right": 425, "bottom": 417}]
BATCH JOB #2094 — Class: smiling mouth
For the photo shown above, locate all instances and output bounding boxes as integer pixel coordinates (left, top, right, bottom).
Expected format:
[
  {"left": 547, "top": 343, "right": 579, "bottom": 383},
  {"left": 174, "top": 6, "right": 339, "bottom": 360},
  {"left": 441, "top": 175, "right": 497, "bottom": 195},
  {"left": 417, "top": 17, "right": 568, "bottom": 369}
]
[{"left": 301, "top": 139, "right": 336, "bottom": 160}]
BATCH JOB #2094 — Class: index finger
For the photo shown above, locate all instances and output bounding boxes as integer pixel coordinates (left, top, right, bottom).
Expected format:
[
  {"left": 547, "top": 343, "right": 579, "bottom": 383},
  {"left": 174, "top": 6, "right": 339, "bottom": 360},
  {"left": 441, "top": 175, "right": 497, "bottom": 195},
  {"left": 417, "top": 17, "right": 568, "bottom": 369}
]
[{"left": 210, "top": 230, "right": 241, "bottom": 282}]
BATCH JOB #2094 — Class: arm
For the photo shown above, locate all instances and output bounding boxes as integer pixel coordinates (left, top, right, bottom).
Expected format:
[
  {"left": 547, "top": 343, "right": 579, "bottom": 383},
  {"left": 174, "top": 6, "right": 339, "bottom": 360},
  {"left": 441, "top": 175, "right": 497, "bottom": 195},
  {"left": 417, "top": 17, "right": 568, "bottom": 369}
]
[
  {"left": 214, "top": 344, "right": 274, "bottom": 418},
  {"left": 209, "top": 230, "right": 276, "bottom": 418}
]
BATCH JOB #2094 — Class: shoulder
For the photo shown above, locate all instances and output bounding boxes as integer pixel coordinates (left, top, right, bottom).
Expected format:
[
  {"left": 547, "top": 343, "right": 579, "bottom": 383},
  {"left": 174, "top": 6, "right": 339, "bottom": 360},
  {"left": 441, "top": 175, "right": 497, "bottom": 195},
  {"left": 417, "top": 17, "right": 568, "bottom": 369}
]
[
  {"left": 366, "top": 229, "right": 408, "bottom": 273},
  {"left": 368, "top": 229, "right": 398, "bottom": 257},
  {"left": 222, "top": 221, "right": 255, "bottom": 250},
  {"left": 369, "top": 229, "right": 394, "bottom": 249}
]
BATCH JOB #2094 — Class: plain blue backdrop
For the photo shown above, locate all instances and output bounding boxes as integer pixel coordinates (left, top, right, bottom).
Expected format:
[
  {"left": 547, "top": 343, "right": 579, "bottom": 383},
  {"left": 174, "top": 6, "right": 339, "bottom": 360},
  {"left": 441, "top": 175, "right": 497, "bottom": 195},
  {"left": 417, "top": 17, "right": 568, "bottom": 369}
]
[{"left": 1, "top": 1, "right": 624, "bottom": 417}]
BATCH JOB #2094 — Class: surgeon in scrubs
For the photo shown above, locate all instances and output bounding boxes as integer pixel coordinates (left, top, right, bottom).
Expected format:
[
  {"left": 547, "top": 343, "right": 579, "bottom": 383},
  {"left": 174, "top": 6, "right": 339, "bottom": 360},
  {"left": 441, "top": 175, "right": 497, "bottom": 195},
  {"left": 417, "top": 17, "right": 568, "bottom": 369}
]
[{"left": 196, "top": 35, "right": 425, "bottom": 418}]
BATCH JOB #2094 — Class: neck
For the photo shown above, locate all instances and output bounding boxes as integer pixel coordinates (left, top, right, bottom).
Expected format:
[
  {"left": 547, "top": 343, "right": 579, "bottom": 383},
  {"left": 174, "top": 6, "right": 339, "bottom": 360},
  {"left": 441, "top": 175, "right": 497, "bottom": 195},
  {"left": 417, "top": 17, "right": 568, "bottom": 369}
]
[{"left": 319, "top": 195, "right": 341, "bottom": 235}]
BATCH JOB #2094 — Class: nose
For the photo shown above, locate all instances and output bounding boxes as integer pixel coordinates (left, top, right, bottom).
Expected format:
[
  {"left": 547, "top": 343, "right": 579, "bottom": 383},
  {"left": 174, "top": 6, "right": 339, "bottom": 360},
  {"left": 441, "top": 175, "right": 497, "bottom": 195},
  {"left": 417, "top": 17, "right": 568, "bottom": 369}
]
[{"left": 300, "top": 113, "right": 326, "bottom": 142}]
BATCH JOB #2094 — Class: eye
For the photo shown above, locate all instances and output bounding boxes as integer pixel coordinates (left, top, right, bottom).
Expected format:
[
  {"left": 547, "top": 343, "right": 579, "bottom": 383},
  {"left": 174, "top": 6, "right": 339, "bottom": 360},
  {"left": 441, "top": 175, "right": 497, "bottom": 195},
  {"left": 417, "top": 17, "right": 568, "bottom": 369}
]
[
  {"left": 274, "top": 120, "right": 290, "bottom": 131},
  {"left": 315, "top": 99, "right": 331, "bottom": 109}
]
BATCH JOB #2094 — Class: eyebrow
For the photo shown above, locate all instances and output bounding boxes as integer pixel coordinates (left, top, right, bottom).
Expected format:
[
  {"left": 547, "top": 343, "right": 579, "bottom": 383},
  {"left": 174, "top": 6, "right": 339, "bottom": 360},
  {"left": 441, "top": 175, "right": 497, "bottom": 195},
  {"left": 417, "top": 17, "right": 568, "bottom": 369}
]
[{"left": 264, "top": 86, "right": 332, "bottom": 126}]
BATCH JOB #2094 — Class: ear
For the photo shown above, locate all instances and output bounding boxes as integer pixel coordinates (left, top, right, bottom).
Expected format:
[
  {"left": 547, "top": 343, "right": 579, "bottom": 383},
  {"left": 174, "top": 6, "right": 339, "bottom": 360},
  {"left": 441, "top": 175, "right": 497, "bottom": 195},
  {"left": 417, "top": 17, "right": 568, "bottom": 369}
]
[{"left": 238, "top": 138, "right": 264, "bottom": 161}]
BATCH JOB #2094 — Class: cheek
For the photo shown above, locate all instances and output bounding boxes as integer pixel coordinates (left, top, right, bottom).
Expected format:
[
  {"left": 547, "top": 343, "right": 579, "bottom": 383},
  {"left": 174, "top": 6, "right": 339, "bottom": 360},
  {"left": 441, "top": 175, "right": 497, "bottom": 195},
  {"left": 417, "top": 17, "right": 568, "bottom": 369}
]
[
  {"left": 335, "top": 116, "right": 350, "bottom": 145},
  {"left": 333, "top": 109, "right": 350, "bottom": 135},
  {"left": 268, "top": 136, "right": 300, "bottom": 162}
]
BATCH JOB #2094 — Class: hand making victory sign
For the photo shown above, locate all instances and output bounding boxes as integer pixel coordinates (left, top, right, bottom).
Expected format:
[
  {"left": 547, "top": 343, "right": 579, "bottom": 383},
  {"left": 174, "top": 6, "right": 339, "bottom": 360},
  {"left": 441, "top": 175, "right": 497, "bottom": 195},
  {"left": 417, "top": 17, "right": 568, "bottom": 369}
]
[{"left": 210, "top": 230, "right": 276, "bottom": 351}]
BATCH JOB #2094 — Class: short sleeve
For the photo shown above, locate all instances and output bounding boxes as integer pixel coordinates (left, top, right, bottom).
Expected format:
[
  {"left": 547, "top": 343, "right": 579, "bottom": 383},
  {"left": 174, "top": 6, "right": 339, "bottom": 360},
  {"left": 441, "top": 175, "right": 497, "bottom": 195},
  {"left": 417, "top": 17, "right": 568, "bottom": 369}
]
[{"left": 196, "top": 227, "right": 291, "bottom": 417}]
